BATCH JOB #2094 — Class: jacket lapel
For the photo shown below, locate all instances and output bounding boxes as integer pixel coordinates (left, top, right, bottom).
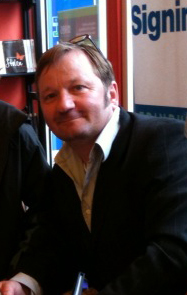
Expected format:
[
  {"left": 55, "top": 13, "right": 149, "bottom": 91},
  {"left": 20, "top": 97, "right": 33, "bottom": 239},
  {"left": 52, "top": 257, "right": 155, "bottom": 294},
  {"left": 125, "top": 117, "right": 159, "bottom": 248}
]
[{"left": 91, "top": 108, "right": 132, "bottom": 236}]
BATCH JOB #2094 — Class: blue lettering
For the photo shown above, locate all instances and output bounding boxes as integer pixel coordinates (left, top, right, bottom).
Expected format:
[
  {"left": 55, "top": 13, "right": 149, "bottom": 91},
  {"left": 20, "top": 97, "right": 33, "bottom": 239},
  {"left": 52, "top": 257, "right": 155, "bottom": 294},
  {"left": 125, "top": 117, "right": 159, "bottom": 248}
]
[
  {"left": 132, "top": 5, "right": 142, "bottom": 35},
  {"left": 176, "top": 0, "right": 181, "bottom": 31},
  {"left": 182, "top": 7, "right": 187, "bottom": 30},
  {"left": 148, "top": 11, "right": 160, "bottom": 41},
  {"left": 162, "top": 9, "right": 174, "bottom": 33},
  {"left": 132, "top": 0, "right": 187, "bottom": 41},
  {"left": 142, "top": 5, "right": 147, "bottom": 34}
]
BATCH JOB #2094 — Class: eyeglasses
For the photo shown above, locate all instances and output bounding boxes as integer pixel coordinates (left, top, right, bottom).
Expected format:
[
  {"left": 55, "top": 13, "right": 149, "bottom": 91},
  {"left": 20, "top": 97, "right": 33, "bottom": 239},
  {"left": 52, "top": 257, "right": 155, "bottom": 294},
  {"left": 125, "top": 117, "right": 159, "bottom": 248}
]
[{"left": 69, "top": 34, "right": 107, "bottom": 62}]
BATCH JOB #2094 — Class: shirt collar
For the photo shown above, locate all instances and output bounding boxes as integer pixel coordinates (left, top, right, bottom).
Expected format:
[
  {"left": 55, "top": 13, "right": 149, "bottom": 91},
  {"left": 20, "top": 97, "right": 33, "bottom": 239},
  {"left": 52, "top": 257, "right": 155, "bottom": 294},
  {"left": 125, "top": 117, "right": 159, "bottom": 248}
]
[{"left": 96, "top": 106, "right": 120, "bottom": 161}]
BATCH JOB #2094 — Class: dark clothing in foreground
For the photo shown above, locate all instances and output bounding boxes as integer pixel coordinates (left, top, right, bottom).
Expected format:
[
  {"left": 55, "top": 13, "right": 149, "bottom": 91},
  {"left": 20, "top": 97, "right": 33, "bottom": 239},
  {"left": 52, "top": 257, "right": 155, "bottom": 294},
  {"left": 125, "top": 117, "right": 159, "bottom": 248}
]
[
  {"left": 0, "top": 100, "right": 50, "bottom": 280},
  {"left": 16, "top": 108, "right": 187, "bottom": 295}
]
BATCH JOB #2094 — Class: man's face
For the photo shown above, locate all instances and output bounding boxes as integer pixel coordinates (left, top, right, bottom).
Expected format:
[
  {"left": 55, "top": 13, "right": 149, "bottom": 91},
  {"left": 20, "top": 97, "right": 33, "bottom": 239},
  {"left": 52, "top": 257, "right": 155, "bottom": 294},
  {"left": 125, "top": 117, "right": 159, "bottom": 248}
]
[{"left": 38, "top": 50, "right": 118, "bottom": 146}]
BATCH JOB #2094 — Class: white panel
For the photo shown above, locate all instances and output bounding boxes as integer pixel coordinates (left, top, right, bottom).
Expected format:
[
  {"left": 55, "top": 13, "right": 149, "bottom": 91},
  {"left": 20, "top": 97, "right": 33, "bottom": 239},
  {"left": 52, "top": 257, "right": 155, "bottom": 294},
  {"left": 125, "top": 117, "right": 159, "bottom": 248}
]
[
  {"left": 126, "top": 0, "right": 134, "bottom": 112},
  {"left": 97, "top": 0, "right": 107, "bottom": 57},
  {"left": 40, "top": 0, "right": 47, "bottom": 53}
]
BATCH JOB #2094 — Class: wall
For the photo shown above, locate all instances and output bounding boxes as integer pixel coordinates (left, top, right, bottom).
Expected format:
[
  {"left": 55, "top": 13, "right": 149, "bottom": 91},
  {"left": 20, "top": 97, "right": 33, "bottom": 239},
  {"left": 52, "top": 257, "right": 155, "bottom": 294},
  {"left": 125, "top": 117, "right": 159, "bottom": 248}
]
[{"left": 0, "top": 2, "right": 26, "bottom": 110}]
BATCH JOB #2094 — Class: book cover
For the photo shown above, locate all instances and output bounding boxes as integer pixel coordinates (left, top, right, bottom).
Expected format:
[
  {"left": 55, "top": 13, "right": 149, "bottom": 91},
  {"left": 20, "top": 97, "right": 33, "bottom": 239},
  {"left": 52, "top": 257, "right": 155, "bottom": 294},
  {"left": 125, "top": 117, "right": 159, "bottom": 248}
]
[{"left": 2, "top": 39, "right": 29, "bottom": 73}]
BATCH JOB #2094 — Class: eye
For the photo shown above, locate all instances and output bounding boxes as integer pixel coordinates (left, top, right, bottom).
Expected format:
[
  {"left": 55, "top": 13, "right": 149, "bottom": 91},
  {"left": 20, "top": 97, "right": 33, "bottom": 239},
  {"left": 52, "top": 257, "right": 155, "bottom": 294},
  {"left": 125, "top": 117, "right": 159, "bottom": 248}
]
[
  {"left": 73, "top": 85, "right": 87, "bottom": 92},
  {"left": 42, "top": 93, "right": 57, "bottom": 103}
]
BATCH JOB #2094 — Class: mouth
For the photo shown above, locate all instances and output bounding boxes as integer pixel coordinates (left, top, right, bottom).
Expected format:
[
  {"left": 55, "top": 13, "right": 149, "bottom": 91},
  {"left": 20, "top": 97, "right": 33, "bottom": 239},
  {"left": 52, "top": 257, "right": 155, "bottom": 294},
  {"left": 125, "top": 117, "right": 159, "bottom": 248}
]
[{"left": 54, "top": 114, "right": 82, "bottom": 124}]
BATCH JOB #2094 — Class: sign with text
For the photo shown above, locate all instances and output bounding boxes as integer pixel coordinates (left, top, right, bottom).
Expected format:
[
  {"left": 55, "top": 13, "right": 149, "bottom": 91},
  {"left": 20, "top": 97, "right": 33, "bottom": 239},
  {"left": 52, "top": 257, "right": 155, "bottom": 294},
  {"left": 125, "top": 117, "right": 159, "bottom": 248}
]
[{"left": 132, "top": 0, "right": 187, "bottom": 119}]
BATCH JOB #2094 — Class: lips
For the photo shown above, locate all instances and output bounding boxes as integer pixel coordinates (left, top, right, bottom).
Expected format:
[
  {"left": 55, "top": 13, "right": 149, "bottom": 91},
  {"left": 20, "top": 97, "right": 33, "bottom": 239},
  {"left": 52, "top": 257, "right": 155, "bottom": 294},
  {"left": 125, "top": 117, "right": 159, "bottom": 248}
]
[{"left": 54, "top": 112, "right": 82, "bottom": 124}]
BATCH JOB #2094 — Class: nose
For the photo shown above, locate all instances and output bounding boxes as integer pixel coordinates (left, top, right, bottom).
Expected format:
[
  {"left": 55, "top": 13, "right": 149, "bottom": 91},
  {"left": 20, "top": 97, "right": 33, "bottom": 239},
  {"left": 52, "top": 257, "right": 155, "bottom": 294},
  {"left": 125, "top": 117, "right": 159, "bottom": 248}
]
[{"left": 56, "top": 89, "right": 75, "bottom": 112}]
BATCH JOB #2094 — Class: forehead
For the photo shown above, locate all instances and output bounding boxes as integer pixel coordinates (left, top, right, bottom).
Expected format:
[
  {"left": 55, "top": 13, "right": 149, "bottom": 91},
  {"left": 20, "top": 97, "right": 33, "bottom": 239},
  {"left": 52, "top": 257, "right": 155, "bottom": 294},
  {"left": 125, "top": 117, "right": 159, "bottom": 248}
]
[
  {"left": 41, "top": 50, "right": 96, "bottom": 79},
  {"left": 57, "top": 50, "right": 95, "bottom": 74},
  {"left": 37, "top": 50, "right": 103, "bottom": 92}
]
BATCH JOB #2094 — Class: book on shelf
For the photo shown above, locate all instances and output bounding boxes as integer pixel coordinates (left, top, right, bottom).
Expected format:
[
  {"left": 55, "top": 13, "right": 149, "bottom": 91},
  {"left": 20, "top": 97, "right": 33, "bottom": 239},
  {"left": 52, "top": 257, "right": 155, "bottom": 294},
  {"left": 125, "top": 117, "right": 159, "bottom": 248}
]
[{"left": 0, "top": 39, "right": 36, "bottom": 75}]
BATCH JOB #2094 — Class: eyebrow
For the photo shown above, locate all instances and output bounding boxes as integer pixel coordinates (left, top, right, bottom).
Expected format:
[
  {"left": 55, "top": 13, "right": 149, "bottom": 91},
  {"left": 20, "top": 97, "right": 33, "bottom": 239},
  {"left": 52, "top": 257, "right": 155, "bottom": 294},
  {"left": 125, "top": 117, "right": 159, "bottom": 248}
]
[{"left": 39, "top": 86, "right": 55, "bottom": 96}]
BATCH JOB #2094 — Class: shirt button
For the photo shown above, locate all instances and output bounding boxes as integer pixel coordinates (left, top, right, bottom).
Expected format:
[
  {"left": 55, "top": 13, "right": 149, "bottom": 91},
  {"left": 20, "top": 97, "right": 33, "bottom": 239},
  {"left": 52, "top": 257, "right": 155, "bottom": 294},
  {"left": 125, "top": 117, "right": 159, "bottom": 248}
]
[{"left": 86, "top": 209, "right": 91, "bottom": 215}]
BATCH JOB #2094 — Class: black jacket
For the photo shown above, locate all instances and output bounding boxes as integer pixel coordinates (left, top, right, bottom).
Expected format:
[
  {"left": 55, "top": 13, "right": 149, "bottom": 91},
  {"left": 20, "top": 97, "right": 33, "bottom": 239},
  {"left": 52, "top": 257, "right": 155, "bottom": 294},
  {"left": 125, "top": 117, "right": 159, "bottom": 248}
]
[
  {"left": 0, "top": 100, "right": 51, "bottom": 280},
  {"left": 16, "top": 108, "right": 187, "bottom": 295}
]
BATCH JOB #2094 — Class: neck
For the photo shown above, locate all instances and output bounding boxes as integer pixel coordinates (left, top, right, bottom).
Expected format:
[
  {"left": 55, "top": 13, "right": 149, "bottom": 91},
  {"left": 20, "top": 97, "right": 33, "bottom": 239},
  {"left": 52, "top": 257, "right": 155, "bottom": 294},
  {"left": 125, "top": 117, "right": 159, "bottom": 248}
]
[{"left": 69, "top": 140, "right": 95, "bottom": 163}]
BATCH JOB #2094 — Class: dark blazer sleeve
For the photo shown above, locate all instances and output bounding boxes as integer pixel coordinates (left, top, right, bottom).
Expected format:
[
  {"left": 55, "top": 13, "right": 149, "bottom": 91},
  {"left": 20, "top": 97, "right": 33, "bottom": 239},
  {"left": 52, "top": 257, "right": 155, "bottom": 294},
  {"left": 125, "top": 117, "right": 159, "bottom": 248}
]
[
  {"left": 18, "top": 122, "right": 51, "bottom": 208},
  {"left": 97, "top": 114, "right": 187, "bottom": 295},
  {"left": 8, "top": 122, "right": 52, "bottom": 273}
]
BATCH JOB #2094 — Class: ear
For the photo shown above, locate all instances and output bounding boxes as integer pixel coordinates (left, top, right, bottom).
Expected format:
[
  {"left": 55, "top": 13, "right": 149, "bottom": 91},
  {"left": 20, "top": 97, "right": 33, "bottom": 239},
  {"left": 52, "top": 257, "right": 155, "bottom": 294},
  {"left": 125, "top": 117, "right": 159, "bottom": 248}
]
[{"left": 107, "top": 81, "right": 119, "bottom": 110}]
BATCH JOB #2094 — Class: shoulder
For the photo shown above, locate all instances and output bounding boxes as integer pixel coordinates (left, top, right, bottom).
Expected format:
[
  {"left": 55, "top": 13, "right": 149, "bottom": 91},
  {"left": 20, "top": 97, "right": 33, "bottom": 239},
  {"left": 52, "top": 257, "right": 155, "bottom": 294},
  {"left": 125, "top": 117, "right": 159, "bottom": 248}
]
[
  {"left": 18, "top": 122, "right": 46, "bottom": 156},
  {"left": 117, "top": 108, "right": 187, "bottom": 153},
  {"left": 122, "top": 108, "right": 184, "bottom": 126},
  {"left": 8, "top": 120, "right": 46, "bottom": 164},
  {"left": 19, "top": 122, "right": 40, "bottom": 143},
  {"left": 120, "top": 108, "right": 185, "bottom": 135},
  {"left": 0, "top": 100, "right": 27, "bottom": 135}
]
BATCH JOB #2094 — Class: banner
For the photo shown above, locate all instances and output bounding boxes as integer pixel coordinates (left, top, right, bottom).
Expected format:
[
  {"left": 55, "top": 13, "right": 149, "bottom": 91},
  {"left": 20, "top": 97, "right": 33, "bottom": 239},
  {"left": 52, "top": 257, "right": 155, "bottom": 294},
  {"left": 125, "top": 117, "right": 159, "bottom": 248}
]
[{"left": 132, "top": 0, "right": 187, "bottom": 120}]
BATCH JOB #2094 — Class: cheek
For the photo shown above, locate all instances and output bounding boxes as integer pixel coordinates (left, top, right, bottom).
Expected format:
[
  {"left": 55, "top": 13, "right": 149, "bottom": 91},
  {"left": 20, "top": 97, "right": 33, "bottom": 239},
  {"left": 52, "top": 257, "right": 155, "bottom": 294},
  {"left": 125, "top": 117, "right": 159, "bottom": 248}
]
[{"left": 40, "top": 104, "right": 53, "bottom": 124}]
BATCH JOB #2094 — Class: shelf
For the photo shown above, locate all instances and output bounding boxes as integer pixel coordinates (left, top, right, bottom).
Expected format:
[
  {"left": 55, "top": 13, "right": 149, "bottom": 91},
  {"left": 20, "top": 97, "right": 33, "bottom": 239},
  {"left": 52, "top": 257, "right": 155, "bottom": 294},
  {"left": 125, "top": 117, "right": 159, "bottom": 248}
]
[
  {"left": 0, "top": 1, "right": 36, "bottom": 8},
  {"left": 0, "top": 0, "right": 21, "bottom": 2},
  {"left": 0, "top": 72, "right": 35, "bottom": 77}
]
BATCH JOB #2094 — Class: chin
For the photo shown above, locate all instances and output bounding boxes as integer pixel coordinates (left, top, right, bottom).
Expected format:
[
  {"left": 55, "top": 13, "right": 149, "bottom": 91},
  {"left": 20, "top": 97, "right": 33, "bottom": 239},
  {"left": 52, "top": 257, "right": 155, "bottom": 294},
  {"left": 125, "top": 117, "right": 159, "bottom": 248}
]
[{"left": 54, "top": 125, "right": 91, "bottom": 141}]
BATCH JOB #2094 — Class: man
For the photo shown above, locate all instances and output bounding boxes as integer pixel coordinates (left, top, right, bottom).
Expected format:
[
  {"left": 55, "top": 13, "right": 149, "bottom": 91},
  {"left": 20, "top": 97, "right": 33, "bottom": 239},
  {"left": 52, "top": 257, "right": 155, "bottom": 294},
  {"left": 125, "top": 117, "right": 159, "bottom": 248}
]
[
  {"left": 1, "top": 39, "right": 187, "bottom": 295},
  {"left": 0, "top": 100, "right": 51, "bottom": 285}
]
